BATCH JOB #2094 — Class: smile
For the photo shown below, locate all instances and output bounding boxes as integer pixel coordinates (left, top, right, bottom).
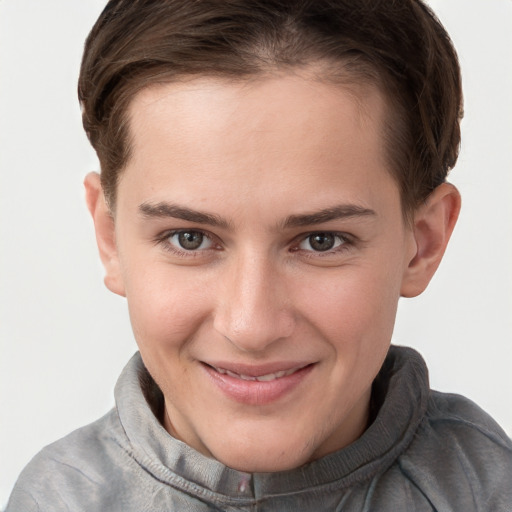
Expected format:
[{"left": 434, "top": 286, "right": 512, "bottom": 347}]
[
  {"left": 209, "top": 365, "right": 306, "bottom": 382},
  {"left": 202, "top": 362, "right": 315, "bottom": 405}
]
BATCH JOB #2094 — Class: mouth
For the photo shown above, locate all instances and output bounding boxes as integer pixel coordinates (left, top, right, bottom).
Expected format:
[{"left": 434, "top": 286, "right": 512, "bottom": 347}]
[
  {"left": 207, "top": 364, "right": 310, "bottom": 382},
  {"left": 201, "top": 361, "right": 315, "bottom": 405}
]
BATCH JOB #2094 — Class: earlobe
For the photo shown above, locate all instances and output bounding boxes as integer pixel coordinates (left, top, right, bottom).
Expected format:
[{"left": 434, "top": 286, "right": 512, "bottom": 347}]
[
  {"left": 84, "top": 172, "right": 126, "bottom": 297},
  {"left": 400, "top": 183, "right": 461, "bottom": 298}
]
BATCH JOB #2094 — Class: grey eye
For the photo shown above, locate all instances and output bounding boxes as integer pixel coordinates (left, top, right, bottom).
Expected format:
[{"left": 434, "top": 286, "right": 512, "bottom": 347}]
[
  {"left": 170, "top": 231, "right": 211, "bottom": 251},
  {"left": 299, "top": 233, "right": 344, "bottom": 252},
  {"left": 309, "top": 233, "right": 334, "bottom": 251},
  {"left": 179, "top": 231, "right": 203, "bottom": 250}
]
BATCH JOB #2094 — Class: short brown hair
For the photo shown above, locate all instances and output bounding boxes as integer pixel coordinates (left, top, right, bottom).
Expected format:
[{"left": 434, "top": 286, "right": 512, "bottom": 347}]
[{"left": 78, "top": 0, "right": 462, "bottom": 216}]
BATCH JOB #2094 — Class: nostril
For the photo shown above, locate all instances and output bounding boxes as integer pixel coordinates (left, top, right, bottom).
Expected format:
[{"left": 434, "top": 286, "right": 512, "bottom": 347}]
[{"left": 212, "top": 289, "right": 296, "bottom": 352}]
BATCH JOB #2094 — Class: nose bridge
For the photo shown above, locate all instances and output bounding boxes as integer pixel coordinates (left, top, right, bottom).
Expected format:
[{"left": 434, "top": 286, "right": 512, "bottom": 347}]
[{"left": 214, "top": 249, "right": 294, "bottom": 352}]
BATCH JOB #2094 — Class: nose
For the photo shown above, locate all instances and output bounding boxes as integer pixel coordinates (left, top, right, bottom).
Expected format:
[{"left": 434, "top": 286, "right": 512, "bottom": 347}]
[{"left": 213, "top": 252, "right": 295, "bottom": 353}]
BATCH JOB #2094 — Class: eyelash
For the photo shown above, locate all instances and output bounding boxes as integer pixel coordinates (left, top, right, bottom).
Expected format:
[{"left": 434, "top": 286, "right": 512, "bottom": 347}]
[
  {"left": 155, "top": 229, "right": 219, "bottom": 258},
  {"left": 293, "top": 232, "right": 354, "bottom": 258},
  {"left": 154, "top": 229, "right": 355, "bottom": 258}
]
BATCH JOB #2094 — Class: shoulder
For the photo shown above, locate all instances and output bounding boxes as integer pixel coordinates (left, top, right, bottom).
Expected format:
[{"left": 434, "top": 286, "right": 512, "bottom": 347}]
[
  {"left": 426, "top": 390, "right": 508, "bottom": 435},
  {"left": 397, "top": 390, "right": 512, "bottom": 510},
  {"left": 5, "top": 409, "right": 140, "bottom": 512},
  {"left": 424, "top": 390, "right": 512, "bottom": 460}
]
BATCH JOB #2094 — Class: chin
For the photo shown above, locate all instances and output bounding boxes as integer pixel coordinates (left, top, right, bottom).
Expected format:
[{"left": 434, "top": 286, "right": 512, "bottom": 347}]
[{"left": 211, "top": 437, "right": 313, "bottom": 473}]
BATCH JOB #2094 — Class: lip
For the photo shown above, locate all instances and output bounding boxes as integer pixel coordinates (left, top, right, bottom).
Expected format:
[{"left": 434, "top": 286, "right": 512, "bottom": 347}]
[{"left": 201, "top": 361, "right": 315, "bottom": 406}]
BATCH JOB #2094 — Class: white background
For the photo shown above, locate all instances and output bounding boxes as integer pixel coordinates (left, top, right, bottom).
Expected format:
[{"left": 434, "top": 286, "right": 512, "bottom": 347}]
[{"left": 1, "top": 0, "right": 511, "bottom": 507}]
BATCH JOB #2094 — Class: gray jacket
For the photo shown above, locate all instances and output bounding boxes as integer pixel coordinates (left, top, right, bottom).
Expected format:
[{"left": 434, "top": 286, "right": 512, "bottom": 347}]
[{"left": 6, "top": 346, "right": 512, "bottom": 511}]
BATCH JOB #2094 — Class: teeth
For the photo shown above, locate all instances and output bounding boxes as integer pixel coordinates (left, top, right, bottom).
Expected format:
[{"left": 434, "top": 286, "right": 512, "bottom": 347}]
[
  {"left": 255, "top": 373, "right": 277, "bottom": 382},
  {"left": 212, "top": 365, "right": 303, "bottom": 381},
  {"left": 238, "top": 373, "right": 256, "bottom": 381}
]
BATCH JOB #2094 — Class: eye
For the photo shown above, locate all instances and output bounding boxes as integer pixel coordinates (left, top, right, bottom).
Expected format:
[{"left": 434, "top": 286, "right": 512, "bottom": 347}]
[
  {"left": 298, "top": 232, "right": 346, "bottom": 252},
  {"left": 168, "top": 230, "right": 213, "bottom": 251}
]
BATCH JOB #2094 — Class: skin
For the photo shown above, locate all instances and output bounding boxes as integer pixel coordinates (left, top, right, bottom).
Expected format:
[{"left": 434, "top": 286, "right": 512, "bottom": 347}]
[{"left": 85, "top": 72, "right": 460, "bottom": 472}]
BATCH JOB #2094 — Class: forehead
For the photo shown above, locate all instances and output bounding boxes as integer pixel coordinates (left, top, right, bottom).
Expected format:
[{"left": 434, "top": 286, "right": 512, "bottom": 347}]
[
  {"left": 128, "top": 73, "right": 386, "bottom": 151},
  {"left": 120, "top": 74, "right": 399, "bottom": 221}
]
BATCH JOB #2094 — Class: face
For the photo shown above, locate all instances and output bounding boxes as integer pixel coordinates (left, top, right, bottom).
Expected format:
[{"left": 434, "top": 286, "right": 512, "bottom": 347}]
[{"left": 109, "top": 74, "right": 418, "bottom": 472}]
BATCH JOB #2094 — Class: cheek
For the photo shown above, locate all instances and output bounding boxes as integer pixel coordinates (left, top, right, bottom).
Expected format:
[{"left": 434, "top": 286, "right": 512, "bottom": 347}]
[
  {"left": 122, "top": 262, "right": 212, "bottom": 351},
  {"left": 295, "top": 262, "right": 402, "bottom": 349}
]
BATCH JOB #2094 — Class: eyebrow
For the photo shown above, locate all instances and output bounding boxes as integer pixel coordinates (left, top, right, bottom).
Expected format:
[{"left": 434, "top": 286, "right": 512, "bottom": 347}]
[
  {"left": 139, "top": 202, "right": 230, "bottom": 228},
  {"left": 140, "top": 201, "right": 376, "bottom": 230},
  {"left": 282, "top": 205, "right": 376, "bottom": 228}
]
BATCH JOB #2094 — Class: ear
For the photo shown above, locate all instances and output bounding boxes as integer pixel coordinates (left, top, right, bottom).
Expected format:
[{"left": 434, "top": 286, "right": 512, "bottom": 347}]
[
  {"left": 84, "top": 172, "right": 126, "bottom": 297},
  {"left": 401, "top": 183, "right": 461, "bottom": 298}
]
